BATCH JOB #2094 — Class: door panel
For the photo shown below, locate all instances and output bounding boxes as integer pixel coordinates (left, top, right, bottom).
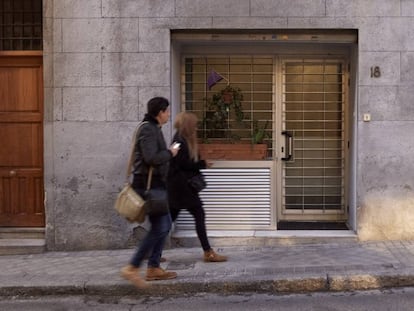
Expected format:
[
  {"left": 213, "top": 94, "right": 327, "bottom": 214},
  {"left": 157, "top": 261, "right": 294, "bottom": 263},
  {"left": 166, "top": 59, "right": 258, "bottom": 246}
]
[
  {"left": 0, "top": 53, "right": 44, "bottom": 227},
  {"left": 280, "top": 58, "right": 347, "bottom": 221},
  {"left": 0, "top": 123, "right": 42, "bottom": 166}
]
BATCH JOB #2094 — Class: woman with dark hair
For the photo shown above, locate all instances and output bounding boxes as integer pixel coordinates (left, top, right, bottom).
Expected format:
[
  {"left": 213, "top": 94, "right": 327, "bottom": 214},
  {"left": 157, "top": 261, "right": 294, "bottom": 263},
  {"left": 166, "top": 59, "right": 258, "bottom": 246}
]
[
  {"left": 121, "top": 97, "right": 179, "bottom": 289},
  {"left": 168, "top": 112, "right": 227, "bottom": 262}
]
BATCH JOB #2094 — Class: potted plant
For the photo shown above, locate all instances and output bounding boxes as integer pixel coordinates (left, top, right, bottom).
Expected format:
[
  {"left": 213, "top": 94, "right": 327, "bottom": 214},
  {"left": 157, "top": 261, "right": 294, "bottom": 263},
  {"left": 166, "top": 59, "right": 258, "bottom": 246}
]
[
  {"left": 252, "top": 120, "right": 269, "bottom": 145},
  {"left": 199, "top": 86, "right": 268, "bottom": 160},
  {"left": 204, "top": 84, "right": 244, "bottom": 141},
  {"left": 198, "top": 142, "right": 268, "bottom": 160}
]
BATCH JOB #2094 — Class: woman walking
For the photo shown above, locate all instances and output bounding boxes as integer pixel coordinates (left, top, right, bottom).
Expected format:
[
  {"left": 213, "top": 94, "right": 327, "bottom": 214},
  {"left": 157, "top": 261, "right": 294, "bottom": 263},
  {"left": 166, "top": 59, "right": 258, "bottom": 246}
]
[{"left": 168, "top": 112, "right": 227, "bottom": 263}]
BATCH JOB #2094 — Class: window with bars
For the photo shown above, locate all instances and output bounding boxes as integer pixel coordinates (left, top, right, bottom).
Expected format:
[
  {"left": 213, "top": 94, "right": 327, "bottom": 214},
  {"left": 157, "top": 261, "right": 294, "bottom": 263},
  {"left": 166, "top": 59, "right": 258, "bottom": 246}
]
[
  {"left": 0, "top": 0, "right": 42, "bottom": 50},
  {"left": 182, "top": 56, "right": 274, "bottom": 159}
]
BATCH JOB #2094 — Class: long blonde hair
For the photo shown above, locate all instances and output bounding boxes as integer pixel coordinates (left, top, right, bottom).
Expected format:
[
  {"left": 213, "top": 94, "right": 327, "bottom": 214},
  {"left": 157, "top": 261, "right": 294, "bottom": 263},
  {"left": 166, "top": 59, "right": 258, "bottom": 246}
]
[{"left": 174, "top": 112, "right": 199, "bottom": 160}]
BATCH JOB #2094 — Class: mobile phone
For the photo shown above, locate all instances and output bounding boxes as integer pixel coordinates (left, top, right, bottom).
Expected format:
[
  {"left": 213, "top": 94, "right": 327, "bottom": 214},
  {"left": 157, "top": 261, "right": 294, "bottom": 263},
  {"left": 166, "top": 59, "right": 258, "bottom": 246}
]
[{"left": 172, "top": 142, "right": 181, "bottom": 149}]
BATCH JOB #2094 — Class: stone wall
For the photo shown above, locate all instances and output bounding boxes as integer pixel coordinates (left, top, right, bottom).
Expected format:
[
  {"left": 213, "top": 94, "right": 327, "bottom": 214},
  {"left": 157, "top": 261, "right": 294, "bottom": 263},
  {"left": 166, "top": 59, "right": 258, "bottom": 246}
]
[{"left": 43, "top": 0, "right": 414, "bottom": 250}]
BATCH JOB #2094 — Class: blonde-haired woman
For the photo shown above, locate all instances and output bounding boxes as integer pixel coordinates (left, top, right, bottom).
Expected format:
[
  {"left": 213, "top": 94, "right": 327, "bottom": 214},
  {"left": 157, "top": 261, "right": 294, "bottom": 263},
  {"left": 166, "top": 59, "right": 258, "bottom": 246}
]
[{"left": 168, "top": 112, "right": 227, "bottom": 262}]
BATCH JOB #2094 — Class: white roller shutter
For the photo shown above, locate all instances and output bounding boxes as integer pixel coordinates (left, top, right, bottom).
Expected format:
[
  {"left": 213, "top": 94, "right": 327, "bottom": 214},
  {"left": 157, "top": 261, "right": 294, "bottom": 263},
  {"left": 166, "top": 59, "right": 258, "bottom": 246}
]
[{"left": 175, "top": 168, "right": 272, "bottom": 230}]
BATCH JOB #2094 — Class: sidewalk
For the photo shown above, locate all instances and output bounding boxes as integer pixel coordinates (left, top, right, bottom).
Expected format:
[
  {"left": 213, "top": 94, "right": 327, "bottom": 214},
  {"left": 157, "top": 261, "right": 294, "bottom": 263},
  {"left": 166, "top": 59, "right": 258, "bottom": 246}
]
[{"left": 1, "top": 241, "right": 414, "bottom": 297}]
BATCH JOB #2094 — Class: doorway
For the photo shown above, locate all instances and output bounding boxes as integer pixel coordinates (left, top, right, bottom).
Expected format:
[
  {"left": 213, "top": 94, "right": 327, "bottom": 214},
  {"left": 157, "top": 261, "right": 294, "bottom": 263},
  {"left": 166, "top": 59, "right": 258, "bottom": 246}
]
[
  {"left": 0, "top": 52, "right": 44, "bottom": 227},
  {"left": 172, "top": 31, "right": 355, "bottom": 231}
]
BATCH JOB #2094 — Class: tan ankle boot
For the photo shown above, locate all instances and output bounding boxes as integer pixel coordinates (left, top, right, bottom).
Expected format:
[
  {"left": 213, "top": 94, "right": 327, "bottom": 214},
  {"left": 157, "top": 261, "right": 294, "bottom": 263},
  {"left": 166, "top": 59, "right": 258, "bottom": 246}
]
[
  {"left": 204, "top": 249, "right": 228, "bottom": 262},
  {"left": 146, "top": 267, "right": 177, "bottom": 281},
  {"left": 120, "top": 265, "right": 148, "bottom": 289}
]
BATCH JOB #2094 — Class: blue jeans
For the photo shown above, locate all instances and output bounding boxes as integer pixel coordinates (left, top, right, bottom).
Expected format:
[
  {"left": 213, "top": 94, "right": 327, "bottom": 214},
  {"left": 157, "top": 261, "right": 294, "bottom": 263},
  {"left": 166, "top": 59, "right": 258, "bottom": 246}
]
[{"left": 130, "top": 212, "right": 172, "bottom": 268}]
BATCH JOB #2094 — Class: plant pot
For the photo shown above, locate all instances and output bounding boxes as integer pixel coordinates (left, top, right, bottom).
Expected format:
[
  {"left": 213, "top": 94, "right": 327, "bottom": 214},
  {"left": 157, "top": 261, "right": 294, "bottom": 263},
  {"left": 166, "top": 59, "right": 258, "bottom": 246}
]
[
  {"left": 221, "top": 91, "right": 233, "bottom": 104},
  {"left": 198, "top": 143, "right": 268, "bottom": 160}
]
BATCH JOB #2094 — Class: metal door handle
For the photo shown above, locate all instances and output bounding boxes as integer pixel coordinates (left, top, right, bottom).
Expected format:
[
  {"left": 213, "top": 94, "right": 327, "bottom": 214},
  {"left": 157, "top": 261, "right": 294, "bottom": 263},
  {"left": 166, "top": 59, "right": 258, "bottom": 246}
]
[
  {"left": 9, "top": 170, "right": 16, "bottom": 176},
  {"left": 281, "top": 131, "right": 293, "bottom": 161}
]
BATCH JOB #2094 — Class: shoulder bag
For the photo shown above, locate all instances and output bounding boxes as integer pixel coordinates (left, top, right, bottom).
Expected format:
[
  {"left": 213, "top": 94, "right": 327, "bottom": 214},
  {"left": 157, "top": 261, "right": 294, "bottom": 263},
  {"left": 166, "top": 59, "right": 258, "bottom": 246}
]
[
  {"left": 114, "top": 123, "right": 149, "bottom": 223},
  {"left": 188, "top": 172, "right": 207, "bottom": 192}
]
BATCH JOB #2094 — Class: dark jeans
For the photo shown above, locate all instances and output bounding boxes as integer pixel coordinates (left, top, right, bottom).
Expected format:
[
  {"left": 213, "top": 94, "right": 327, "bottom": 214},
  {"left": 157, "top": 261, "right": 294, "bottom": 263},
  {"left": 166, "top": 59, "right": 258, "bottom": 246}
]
[
  {"left": 130, "top": 174, "right": 171, "bottom": 268},
  {"left": 171, "top": 205, "right": 211, "bottom": 251},
  {"left": 130, "top": 212, "right": 172, "bottom": 268}
]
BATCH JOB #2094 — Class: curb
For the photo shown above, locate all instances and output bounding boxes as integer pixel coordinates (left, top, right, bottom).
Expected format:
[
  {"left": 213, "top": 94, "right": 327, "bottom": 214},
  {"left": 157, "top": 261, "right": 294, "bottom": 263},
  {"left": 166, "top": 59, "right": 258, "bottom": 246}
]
[{"left": 2, "top": 273, "right": 414, "bottom": 297}]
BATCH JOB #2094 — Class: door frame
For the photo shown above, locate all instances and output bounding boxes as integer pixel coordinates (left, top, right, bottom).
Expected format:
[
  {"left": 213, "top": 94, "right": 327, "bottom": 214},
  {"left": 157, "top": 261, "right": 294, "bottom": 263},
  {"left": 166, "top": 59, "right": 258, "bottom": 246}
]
[
  {"left": 171, "top": 32, "right": 357, "bottom": 230},
  {"left": 275, "top": 55, "right": 350, "bottom": 223}
]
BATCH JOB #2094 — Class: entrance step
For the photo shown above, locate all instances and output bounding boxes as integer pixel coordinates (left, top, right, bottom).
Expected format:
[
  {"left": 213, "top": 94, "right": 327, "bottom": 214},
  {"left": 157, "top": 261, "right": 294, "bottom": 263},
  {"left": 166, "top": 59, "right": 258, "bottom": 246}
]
[
  {"left": 171, "top": 230, "right": 358, "bottom": 248},
  {"left": 277, "top": 221, "right": 349, "bottom": 230},
  {"left": 0, "top": 227, "right": 45, "bottom": 239},
  {"left": 0, "top": 228, "right": 45, "bottom": 255}
]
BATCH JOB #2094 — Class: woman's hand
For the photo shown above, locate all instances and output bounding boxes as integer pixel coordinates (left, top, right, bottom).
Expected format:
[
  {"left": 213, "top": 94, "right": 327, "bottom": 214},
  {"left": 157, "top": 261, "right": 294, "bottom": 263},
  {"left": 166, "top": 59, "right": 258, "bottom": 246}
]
[{"left": 169, "top": 144, "right": 179, "bottom": 157}]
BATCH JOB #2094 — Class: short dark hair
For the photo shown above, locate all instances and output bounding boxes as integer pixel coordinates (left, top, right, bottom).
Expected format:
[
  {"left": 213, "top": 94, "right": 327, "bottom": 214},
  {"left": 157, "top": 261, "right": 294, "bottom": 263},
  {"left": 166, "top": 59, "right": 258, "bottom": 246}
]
[{"left": 147, "top": 97, "right": 169, "bottom": 117}]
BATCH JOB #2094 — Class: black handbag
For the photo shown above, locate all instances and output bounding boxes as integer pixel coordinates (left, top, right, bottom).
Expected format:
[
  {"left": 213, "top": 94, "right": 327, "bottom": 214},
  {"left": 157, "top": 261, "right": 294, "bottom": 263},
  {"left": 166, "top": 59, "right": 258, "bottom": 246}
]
[
  {"left": 188, "top": 172, "right": 207, "bottom": 192},
  {"left": 144, "top": 167, "right": 169, "bottom": 217}
]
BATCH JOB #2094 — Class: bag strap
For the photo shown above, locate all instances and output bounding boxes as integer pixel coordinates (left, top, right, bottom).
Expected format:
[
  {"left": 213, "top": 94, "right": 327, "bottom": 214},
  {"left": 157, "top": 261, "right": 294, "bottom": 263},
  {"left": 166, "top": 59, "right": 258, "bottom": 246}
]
[
  {"left": 125, "top": 121, "right": 153, "bottom": 190},
  {"left": 147, "top": 167, "right": 153, "bottom": 191},
  {"left": 125, "top": 122, "right": 141, "bottom": 179}
]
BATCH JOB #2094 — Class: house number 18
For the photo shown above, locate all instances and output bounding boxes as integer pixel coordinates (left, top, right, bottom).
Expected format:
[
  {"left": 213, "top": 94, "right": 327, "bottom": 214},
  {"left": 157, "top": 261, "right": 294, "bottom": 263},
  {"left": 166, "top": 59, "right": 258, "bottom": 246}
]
[{"left": 370, "top": 66, "right": 381, "bottom": 78}]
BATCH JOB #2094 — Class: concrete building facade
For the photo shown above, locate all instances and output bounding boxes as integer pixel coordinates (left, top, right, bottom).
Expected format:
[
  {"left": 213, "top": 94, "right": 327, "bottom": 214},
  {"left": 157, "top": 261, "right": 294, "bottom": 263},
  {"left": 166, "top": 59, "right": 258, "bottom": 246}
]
[{"left": 2, "top": 0, "right": 413, "bottom": 251}]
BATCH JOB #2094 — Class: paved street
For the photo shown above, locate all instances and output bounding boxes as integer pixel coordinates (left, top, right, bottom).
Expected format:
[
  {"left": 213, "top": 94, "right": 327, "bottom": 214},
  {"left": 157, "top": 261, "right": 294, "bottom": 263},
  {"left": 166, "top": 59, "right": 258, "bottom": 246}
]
[
  {"left": 2, "top": 288, "right": 414, "bottom": 310},
  {"left": 2, "top": 241, "right": 414, "bottom": 297}
]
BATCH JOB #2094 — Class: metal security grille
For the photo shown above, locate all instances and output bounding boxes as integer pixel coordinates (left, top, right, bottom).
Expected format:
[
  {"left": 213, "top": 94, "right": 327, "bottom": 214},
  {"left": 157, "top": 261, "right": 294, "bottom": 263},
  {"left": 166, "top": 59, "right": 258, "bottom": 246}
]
[
  {"left": 0, "top": 0, "right": 42, "bottom": 50},
  {"left": 175, "top": 168, "right": 272, "bottom": 230},
  {"left": 282, "top": 59, "right": 346, "bottom": 215},
  {"left": 182, "top": 56, "right": 273, "bottom": 152}
]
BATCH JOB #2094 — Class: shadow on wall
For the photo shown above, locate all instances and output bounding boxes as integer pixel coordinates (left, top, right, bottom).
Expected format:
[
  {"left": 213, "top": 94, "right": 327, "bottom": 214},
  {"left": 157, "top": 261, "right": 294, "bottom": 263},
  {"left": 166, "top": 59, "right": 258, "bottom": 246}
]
[{"left": 358, "top": 190, "right": 414, "bottom": 240}]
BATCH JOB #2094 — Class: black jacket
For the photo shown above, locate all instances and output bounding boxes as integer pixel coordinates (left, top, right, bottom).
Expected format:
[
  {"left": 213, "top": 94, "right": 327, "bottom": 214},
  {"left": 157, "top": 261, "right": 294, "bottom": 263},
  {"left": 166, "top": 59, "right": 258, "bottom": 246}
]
[
  {"left": 167, "top": 133, "right": 206, "bottom": 210},
  {"left": 132, "top": 114, "right": 172, "bottom": 190}
]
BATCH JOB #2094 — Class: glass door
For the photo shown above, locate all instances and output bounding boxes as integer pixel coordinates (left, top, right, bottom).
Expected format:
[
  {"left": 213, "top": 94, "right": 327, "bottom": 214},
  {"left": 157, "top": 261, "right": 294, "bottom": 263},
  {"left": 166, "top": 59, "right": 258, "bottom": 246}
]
[{"left": 279, "top": 58, "right": 348, "bottom": 222}]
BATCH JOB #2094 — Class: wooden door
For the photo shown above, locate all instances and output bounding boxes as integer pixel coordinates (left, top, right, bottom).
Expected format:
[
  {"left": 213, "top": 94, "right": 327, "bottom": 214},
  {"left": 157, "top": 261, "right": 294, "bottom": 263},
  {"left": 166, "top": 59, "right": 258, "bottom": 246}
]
[{"left": 0, "top": 52, "right": 44, "bottom": 227}]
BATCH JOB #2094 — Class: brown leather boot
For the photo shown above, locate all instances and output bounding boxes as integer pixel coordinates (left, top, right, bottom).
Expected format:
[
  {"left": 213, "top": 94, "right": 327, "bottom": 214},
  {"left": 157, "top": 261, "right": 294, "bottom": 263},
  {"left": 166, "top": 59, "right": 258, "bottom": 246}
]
[
  {"left": 146, "top": 267, "right": 177, "bottom": 281},
  {"left": 120, "top": 264, "right": 149, "bottom": 289},
  {"left": 204, "top": 249, "right": 228, "bottom": 262}
]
